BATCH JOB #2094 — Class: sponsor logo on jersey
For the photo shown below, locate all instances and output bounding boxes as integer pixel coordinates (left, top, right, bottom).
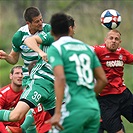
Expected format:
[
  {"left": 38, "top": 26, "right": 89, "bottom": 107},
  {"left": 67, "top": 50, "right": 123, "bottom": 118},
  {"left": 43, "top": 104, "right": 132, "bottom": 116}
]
[
  {"left": 105, "top": 55, "right": 110, "bottom": 58},
  {"left": 119, "top": 54, "right": 123, "bottom": 60},
  {"left": 106, "top": 60, "right": 123, "bottom": 67},
  {"left": 20, "top": 45, "right": 30, "bottom": 52}
]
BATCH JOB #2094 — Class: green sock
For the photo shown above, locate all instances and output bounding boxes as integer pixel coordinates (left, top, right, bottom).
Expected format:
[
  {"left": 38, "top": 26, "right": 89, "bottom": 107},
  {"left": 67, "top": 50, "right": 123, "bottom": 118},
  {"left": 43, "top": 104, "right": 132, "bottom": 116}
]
[
  {"left": 21, "top": 110, "right": 37, "bottom": 133},
  {"left": 0, "top": 110, "right": 11, "bottom": 121}
]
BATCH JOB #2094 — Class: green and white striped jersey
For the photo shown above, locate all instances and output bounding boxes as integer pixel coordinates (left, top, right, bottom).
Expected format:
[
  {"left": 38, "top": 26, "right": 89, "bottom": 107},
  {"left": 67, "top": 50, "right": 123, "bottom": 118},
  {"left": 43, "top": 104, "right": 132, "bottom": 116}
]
[
  {"left": 12, "top": 23, "right": 51, "bottom": 86},
  {"left": 29, "top": 31, "right": 54, "bottom": 82}
]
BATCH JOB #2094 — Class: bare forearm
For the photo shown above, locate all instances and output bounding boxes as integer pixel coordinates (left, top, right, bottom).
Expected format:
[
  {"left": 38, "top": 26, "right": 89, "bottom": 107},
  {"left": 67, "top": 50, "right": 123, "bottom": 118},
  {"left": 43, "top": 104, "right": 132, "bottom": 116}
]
[
  {"left": 24, "top": 37, "right": 43, "bottom": 54},
  {"left": 54, "top": 79, "right": 65, "bottom": 114},
  {"left": 94, "top": 79, "right": 107, "bottom": 96},
  {"left": 94, "top": 67, "right": 107, "bottom": 95},
  {"left": 5, "top": 55, "right": 18, "bottom": 64},
  {"left": 0, "top": 50, "right": 19, "bottom": 64}
]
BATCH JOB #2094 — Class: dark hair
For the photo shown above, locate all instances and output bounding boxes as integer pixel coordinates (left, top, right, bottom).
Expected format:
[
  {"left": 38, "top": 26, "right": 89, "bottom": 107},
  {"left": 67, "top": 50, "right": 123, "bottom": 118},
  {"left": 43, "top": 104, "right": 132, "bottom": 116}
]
[
  {"left": 23, "top": 6, "right": 41, "bottom": 23},
  {"left": 67, "top": 15, "right": 75, "bottom": 28},
  {"left": 50, "top": 13, "right": 69, "bottom": 36},
  {"left": 28, "top": 60, "right": 37, "bottom": 74},
  {"left": 10, "top": 65, "right": 22, "bottom": 74}
]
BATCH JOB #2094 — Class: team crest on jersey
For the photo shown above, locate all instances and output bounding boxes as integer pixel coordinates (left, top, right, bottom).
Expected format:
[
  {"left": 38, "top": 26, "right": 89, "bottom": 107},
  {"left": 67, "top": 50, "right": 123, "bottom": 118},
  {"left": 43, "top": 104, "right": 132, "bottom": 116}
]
[
  {"left": 20, "top": 45, "right": 30, "bottom": 52},
  {"left": 119, "top": 54, "right": 123, "bottom": 60}
]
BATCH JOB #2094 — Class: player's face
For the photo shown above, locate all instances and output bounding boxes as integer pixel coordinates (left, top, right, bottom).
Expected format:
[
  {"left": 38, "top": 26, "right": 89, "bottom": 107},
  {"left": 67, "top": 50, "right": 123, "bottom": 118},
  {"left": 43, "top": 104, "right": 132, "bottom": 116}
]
[
  {"left": 105, "top": 31, "right": 121, "bottom": 52},
  {"left": 28, "top": 15, "right": 43, "bottom": 34},
  {"left": 10, "top": 68, "right": 23, "bottom": 87}
]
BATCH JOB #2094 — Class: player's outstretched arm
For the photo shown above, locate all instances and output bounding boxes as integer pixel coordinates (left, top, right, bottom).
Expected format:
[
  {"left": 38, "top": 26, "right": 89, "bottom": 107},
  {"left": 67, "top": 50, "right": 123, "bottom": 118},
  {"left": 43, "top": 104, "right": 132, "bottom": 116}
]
[
  {"left": 24, "top": 36, "right": 48, "bottom": 62},
  {"left": 0, "top": 49, "right": 19, "bottom": 65}
]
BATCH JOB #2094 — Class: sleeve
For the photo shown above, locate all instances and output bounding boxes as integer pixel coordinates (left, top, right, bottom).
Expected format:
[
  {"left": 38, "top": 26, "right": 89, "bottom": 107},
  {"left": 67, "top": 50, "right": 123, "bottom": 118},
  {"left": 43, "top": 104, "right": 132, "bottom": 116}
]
[
  {"left": 47, "top": 45, "right": 63, "bottom": 69},
  {"left": 12, "top": 31, "right": 22, "bottom": 52},
  {"left": 0, "top": 92, "right": 6, "bottom": 109},
  {"left": 123, "top": 49, "right": 133, "bottom": 64},
  {"left": 43, "top": 24, "right": 51, "bottom": 33},
  {"left": 93, "top": 45, "right": 100, "bottom": 57},
  {"left": 39, "top": 32, "right": 54, "bottom": 46}
]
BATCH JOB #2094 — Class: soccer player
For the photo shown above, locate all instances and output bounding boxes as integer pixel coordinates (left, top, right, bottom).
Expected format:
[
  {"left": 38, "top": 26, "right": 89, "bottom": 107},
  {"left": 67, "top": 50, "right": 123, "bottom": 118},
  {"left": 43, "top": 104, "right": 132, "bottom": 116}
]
[
  {"left": 21, "top": 60, "right": 52, "bottom": 133},
  {"left": 0, "top": 14, "right": 83, "bottom": 133},
  {"left": 94, "top": 29, "right": 133, "bottom": 133},
  {"left": 0, "top": 6, "right": 51, "bottom": 87},
  {"left": 0, "top": 26, "right": 55, "bottom": 132},
  {"left": 0, "top": 52, "right": 55, "bottom": 132},
  {"left": 0, "top": 6, "right": 51, "bottom": 132},
  {"left": 46, "top": 13, "right": 107, "bottom": 133},
  {"left": 0, "top": 65, "right": 24, "bottom": 132}
]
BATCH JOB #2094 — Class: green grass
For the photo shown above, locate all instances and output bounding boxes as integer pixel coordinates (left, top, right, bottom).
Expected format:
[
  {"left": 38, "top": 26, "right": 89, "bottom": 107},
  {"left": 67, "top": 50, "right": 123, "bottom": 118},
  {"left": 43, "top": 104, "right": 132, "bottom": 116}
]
[{"left": 122, "top": 117, "right": 133, "bottom": 133}]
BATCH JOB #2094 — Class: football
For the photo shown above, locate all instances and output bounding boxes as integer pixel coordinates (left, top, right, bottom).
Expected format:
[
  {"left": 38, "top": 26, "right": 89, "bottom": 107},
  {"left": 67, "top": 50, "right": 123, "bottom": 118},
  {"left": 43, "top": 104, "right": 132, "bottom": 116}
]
[{"left": 100, "top": 9, "right": 121, "bottom": 30}]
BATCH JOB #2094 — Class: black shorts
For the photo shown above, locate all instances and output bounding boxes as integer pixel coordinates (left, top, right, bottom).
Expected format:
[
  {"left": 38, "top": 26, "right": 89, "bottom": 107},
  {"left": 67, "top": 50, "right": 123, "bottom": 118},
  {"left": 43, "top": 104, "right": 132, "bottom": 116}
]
[{"left": 97, "top": 88, "right": 133, "bottom": 133}]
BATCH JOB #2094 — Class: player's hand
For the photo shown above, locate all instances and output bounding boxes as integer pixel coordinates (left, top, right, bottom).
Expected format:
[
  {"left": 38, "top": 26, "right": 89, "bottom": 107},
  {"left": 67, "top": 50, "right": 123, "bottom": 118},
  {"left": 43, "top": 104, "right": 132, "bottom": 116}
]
[
  {"left": 45, "top": 113, "right": 64, "bottom": 131},
  {"left": 38, "top": 51, "right": 48, "bottom": 62},
  {"left": 0, "top": 50, "right": 8, "bottom": 59}
]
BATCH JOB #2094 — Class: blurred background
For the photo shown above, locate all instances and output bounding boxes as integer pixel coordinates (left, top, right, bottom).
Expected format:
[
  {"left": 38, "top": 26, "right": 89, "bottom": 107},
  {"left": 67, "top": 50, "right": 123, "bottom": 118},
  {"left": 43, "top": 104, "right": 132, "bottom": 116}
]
[{"left": 0, "top": 0, "right": 133, "bottom": 132}]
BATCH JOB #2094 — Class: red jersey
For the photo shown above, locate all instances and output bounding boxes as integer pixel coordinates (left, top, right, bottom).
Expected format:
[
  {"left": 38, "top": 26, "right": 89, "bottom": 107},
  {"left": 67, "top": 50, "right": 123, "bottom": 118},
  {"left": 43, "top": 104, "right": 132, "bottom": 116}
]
[
  {"left": 94, "top": 44, "right": 133, "bottom": 96},
  {"left": 0, "top": 84, "right": 24, "bottom": 127},
  {"left": 31, "top": 103, "right": 51, "bottom": 133}
]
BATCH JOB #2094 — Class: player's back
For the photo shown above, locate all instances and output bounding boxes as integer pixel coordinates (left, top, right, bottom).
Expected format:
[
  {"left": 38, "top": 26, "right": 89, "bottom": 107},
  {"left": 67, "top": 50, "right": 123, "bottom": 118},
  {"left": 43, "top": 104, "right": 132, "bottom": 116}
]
[
  {"left": 51, "top": 36, "right": 99, "bottom": 89},
  {"left": 48, "top": 36, "right": 101, "bottom": 110}
]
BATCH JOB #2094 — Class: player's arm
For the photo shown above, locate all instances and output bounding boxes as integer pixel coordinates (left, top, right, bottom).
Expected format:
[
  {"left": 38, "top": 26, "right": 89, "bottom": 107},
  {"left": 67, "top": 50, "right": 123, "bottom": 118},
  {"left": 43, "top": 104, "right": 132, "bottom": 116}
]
[
  {"left": 94, "top": 66, "right": 107, "bottom": 95},
  {"left": 47, "top": 65, "right": 64, "bottom": 130},
  {"left": 24, "top": 35, "right": 47, "bottom": 61},
  {"left": 0, "top": 49, "right": 19, "bottom": 64},
  {"left": 47, "top": 46, "right": 64, "bottom": 130}
]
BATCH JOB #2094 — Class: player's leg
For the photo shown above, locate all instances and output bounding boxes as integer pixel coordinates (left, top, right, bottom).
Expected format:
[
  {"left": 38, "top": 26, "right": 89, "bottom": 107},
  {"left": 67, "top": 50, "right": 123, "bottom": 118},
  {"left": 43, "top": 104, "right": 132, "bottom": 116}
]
[
  {"left": 121, "top": 88, "right": 133, "bottom": 123},
  {"left": 97, "top": 94, "right": 124, "bottom": 133},
  {"left": 10, "top": 101, "right": 30, "bottom": 121},
  {"left": 21, "top": 109, "right": 37, "bottom": 133},
  {"left": 84, "top": 109, "right": 100, "bottom": 133},
  {"left": 0, "top": 101, "right": 30, "bottom": 122}
]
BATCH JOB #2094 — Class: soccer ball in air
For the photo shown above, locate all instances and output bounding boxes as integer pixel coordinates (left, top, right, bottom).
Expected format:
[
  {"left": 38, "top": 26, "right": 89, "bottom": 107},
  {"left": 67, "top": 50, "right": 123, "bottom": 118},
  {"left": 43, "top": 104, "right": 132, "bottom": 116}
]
[{"left": 100, "top": 9, "right": 121, "bottom": 30}]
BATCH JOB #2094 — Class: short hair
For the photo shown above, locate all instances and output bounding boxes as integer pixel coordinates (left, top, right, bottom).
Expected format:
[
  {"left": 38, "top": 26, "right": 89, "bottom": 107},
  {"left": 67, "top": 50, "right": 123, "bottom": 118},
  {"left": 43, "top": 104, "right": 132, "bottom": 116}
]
[
  {"left": 10, "top": 65, "right": 22, "bottom": 74},
  {"left": 23, "top": 6, "right": 41, "bottom": 23},
  {"left": 28, "top": 60, "right": 37, "bottom": 74},
  {"left": 67, "top": 15, "right": 75, "bottom": 28},
  {"left": 108, "top": 29, "right": 121, "bottom": 36},
  {"left": 50, "top": 13, "right": 69, "bottom": 36}
]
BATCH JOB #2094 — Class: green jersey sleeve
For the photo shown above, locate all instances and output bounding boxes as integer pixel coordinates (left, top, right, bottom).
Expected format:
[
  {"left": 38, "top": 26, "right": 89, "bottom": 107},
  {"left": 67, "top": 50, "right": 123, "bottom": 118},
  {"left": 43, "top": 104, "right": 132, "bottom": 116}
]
[
  {"left": 43, "top": 24, "right": 51, "bottom": 33},
  {"left": 12, "top": 31, "right": 23, "bottom": 52},
  {"left": 47, "top": 45, "right": 63, "bottom": 69},
  {"left": 39, "top": 32, "right": 54, "bottom": 46}
]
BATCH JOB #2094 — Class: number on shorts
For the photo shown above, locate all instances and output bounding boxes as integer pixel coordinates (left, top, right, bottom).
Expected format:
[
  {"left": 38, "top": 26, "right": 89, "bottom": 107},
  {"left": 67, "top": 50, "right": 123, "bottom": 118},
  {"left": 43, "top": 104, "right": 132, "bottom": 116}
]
[{"left": 32, "top": 91, "right": 41, "bottom": 102}]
